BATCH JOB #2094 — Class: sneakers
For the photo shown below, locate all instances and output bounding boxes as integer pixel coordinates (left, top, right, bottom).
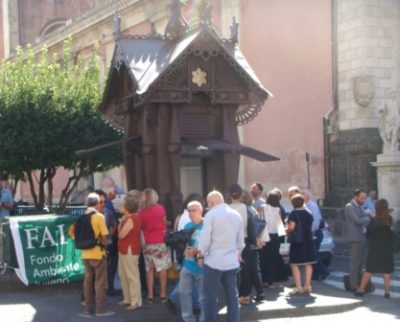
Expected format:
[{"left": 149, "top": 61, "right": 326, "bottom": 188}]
[{"left": 95, "top": 310, "right": 115, "bottom": 317}]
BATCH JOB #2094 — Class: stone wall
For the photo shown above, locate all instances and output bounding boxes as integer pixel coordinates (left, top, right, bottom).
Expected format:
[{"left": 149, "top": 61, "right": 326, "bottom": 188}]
[
  {"left": 18, "top": 0, "right": 110, "bottom": 46},
  {"left": 336, "top": 0, "right": 400, "bottom": 131},
  {"left": 327, "top": 0, "right": 400, "bottom": 205}
]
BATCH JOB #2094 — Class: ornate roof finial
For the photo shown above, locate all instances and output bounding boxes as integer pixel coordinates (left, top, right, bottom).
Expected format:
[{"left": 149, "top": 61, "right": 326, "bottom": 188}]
[
  {"left": 149, "top": 22, "right": 160, "bottom": 38},
  {"left": 198, "top": 0, "right": 213, "bottom": 26},
  {"left": 230, "top": 16, "right": 239, "bottom": 44},
  {"left": 113, "top": 13, "right": 121, "bottom": 41},
  {"left": 164, "top": 0, "right": 189, "bottom": 40}
]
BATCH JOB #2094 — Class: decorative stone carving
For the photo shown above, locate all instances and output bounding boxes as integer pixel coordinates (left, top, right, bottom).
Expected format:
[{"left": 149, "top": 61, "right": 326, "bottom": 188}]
[
  {"left": 164, "top": 0, "right": 189, "bottom": 40},
  {"left": 378, "top": 93, "right": 400, "bottom": 152},
  {"left": 197, "top": 0, "right": 213, "bottom": 26},
  {"left": 352, "top": 74, "right": 374, "bottom": 107},
  {"left": 192, "top": 68, "right": 207, "bottom": 87},
  {"left": 372, "top": 153, "right": 400, "bottom": 227},
  {"left": 230, "top": 17, "right": 239, "bottom": 44}
]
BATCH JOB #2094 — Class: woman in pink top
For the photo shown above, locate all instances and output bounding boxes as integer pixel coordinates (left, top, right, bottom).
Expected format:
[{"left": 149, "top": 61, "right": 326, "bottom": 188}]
[{"left": 138, "top": 188, "right": 171, "bottom": 304}]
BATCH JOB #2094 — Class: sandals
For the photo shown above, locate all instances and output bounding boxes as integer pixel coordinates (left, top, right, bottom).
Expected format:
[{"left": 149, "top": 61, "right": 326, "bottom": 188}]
[
  {"left": 289, "top": 287, "right": 303, "bottom": 295},
  {"left": 146, "top": 297, "right": 153, "bottom": 304},
  {"left": 118, "top": 301, "right": 130, "bottom": 306},
  {"left": 239, "top": 296, "right": 250, "bottom": 305},
  {"left": 160, "top": 297, "right": 168, "bottom": 304},
  {"left": 126, "top": 304, "right": 142, "bottom": 310}
]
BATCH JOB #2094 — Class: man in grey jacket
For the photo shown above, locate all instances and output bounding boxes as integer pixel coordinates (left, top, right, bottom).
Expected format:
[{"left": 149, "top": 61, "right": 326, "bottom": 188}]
[{"left": 345, "top": 189, "right": 371, "bottom": 291}]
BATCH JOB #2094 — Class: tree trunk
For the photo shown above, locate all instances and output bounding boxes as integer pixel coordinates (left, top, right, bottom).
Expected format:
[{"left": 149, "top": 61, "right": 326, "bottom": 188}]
[
  {"left": 58, "top": 164, "right": 87, "bottom": 214},
  {"left": 12, "top": 178, "right": 19, "bottom": 198},
  {"left": 38, "top": 169, "right": 46, "bottom": 211},
  {"left": 46, "top": 167, "right": 56, "bottom": 212},
  {"left": 27, "top": 172, "right": 39, "bottom": 211}
]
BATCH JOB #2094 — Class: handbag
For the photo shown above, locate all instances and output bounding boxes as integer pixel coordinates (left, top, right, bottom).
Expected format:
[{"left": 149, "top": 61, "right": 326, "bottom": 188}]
[
  {"left": 279, "top": 237, "right": 290, "bottom": 254},
  {"left": 287, "top": 211, "right": 304, "bottom": 243}
]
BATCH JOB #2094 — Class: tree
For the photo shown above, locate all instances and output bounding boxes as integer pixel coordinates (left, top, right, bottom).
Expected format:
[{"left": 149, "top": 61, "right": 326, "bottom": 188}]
[{"left": 0, "top": 38, "right": 123, "bottom": 213}]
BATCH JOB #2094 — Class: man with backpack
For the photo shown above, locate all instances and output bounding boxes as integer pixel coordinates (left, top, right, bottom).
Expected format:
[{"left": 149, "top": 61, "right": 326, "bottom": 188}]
[
  {"left": 95, "top": 189, "right": 119, "bottom": 296},
  {"left": 76, "top": 192, "right": 115, "bottom": 318}
]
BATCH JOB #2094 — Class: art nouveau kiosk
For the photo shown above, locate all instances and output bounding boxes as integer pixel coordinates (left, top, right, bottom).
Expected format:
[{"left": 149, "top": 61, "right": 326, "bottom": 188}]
[{"left": 99, "top": 6, "right": 277, "bottom": 218}]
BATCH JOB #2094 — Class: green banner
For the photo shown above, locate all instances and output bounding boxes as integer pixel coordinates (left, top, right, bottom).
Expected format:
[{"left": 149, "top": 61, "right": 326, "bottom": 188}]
[{"left": 9, "top": 214, "right": 84, "bottom": 286}]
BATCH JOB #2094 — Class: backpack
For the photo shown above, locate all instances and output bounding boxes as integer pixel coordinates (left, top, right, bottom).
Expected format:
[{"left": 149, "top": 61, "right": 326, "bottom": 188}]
[
  {"left": 74, "top": 211, "right": 103, "bottom": 250},
  {"left": 164, "top": 225, "right": 198, "bottom": 264}
]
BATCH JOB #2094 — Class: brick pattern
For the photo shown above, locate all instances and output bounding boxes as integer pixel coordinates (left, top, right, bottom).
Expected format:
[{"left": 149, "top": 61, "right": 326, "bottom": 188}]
[{"left": 336, "top": 0, "right": 400, "bottom": 130}]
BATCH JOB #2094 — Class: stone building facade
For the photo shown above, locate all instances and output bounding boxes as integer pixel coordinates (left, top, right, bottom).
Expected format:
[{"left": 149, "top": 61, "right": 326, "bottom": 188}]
[
  {"left": 2, "top": 0, "right": 397, "bottom": 210},
  {"left": 0, "top": 0, "right": 109, "bottom": 59},
  {"left": 326, "top": 0, "right": 400, "bottom": 206}
]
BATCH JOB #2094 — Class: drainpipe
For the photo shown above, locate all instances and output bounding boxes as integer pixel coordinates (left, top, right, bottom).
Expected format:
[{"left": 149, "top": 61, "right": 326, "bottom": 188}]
[
  {"left": 324, "top": 0, "right": 338, "bottom": 198},
  {"left": 331, "top": 0, "right": 338, "bottom": 112}
]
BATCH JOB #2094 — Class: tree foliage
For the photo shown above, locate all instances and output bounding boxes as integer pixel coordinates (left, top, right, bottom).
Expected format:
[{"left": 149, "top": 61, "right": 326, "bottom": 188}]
[{"left": 0, "top": 38, "right": 123, "bottom": 212}]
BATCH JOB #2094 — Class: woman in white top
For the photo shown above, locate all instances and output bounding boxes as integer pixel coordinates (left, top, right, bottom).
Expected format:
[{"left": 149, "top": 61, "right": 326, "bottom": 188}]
[{"left": 259, "top": 191, "right": 287, "bottom": 288}]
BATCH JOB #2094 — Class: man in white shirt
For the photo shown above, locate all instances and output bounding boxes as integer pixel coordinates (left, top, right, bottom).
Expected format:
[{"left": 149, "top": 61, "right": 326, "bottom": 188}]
[{"left": 198, "top": 190, "right": 244, "bottom": 322}]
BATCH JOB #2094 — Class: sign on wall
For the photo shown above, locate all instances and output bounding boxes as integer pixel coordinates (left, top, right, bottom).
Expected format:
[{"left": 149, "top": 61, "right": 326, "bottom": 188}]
[{"left": 9, "top": 215, "right": 84, "bottom": 286}]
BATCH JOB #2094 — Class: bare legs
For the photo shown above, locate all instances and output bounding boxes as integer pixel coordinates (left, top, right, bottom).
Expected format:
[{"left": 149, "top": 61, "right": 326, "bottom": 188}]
[
  {"left": 383, "top": 274, "right": 391, "bottom": 295},
  {"left": 357, "top": 272, "right": 372, "bottom": 293},
  {"left": 356, "top": 272, "right": 391, "bottom": 297},
  {"left": 291, "top": 264, "right": 302, "bottom": 290},
  {"left": 304, "top": 264, "right": 313, "bottom": 292},
  {"left": 159, "top": 270, "right": 167, "bottom": 299},
  {"left": 145, "top": 264, "right": 168, "bottom": 301},
  {"left": 146, "top": 264, "right": 155, "bottom": 300},
  {"left": 290, "top": 264, "right": 313, "bottom": 294}
]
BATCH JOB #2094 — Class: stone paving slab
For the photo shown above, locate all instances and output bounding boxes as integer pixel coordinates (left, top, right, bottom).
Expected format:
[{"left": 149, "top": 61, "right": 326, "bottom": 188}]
[{"left": 0, "top": 275, "right": 362, "bottom": 322}]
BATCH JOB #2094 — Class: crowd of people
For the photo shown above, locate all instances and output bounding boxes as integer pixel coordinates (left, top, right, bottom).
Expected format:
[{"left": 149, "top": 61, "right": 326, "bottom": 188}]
[
  {"left": 75, "top": 182, "right": 339, "bottom": 321},
  {"left": 0, "top": 173, "right": 395, "bottom": 321}
]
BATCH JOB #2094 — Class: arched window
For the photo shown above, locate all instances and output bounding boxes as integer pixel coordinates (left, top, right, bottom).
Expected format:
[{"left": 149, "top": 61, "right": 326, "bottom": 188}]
[{"left": 40, "top": 19, "right": 66, "bottom": 37}]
